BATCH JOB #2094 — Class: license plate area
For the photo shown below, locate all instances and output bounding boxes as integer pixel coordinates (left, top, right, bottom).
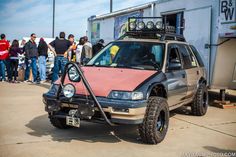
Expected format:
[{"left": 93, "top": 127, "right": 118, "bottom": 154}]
[{"left": 66, "top": 116, "right": 80, "bottom": 127}]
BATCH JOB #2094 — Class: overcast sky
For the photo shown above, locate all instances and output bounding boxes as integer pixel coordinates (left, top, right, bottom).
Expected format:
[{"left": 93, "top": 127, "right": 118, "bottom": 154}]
[{"left": 0, "top": 0, "right": 154, "bottom": 41}]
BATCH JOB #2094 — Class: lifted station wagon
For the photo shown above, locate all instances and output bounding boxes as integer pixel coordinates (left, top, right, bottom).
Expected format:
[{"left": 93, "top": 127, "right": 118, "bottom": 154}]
[{"left": 43, "top": 17, "right": 208, "bottom": 144}]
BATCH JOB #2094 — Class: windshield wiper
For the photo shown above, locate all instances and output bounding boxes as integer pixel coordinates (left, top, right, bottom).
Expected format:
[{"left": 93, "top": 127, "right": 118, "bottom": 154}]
[{"left": 116, "top": 65, "right": 145, "bottom": 70}]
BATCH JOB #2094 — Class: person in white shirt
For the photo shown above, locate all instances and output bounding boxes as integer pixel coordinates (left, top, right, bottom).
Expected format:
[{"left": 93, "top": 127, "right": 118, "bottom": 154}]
[{"left": 75, "top": 37, "right": 85, "bottom": 64}]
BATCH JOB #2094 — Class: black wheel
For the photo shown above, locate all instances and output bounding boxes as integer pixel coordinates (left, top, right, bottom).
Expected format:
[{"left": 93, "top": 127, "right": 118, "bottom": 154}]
[
  {"left": 191, "top": 83, "right": 208, "bottom": 116},
  {"left": 48, "top": 113, "right": 71, "bottom": 129},
  {"left": 139, "top": 97, "right": 169, "bottom": 144}
]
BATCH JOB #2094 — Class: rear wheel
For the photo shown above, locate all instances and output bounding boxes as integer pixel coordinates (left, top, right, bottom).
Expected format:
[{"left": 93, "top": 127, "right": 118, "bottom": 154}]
[
  {"left": 139, "top": 97, "right": 169, "bottom": 144},
  {"left": 191, "top": 83, "right": 208, "bottom": 116}
]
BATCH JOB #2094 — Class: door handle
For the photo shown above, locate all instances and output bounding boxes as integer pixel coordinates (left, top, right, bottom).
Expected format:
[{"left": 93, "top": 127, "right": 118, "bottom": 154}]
[{"left": 197, "top": 70, "right": 199, "bottom": 75}]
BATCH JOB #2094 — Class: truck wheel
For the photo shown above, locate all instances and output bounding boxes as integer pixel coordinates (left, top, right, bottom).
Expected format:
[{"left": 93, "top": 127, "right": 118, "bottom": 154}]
[
  {"left": 49, "top": 113, "right": 71, "bottom": 129},
  {"left": 139, "top": 97, "right": 169, "bottom": 144},
  {"left": 191, "top": 83, "right": 208, "bottom": 116}
]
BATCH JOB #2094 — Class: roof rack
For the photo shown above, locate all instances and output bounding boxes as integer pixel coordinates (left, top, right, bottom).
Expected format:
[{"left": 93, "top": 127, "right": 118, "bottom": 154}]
[
  {"left": 119, "top": 17, "right": 186, "bottom": 42},
  {"left": 119, "top": 31, "right": 186, "bottom": 42}
]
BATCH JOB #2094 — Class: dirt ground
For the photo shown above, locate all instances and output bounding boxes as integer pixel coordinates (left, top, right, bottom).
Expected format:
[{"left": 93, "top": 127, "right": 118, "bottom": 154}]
[{"left": 0, "top": 82, "right": 235, "bottom": 157}]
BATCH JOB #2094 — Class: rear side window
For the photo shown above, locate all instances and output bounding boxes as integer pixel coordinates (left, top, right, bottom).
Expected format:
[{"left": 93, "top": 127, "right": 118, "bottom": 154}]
[
  {"left": 177, "top": 44, "right": 194, "bottom": 69},
  {"left": 189, "top": 45, "right": 204, "bottom": 67}
]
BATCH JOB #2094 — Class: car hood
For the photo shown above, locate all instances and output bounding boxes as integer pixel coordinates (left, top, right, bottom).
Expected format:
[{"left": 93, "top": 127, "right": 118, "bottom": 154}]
[{"left": 63, "top": 66, "right": 157, "bottom": 97}]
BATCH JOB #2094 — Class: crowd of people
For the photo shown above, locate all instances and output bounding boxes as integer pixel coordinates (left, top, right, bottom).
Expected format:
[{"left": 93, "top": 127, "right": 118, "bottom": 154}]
[{"left": 0, "top": 32, "right": 105, "bottom": 84}]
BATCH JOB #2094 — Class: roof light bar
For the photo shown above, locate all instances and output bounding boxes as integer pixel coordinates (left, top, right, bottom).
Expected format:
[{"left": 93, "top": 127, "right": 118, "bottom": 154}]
[{"left": 128, "top": 17, "right": 176, "bottom": 34}]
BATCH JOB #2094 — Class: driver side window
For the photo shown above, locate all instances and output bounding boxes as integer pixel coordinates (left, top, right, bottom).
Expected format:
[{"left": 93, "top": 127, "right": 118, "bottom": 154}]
[{"left": 167, "top": 44, "right": 182, "bottom": 71}]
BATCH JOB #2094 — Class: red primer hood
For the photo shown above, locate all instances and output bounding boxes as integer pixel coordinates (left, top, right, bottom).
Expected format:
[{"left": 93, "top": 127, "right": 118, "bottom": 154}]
[{"left": 63, "top": 67, "right": 156, "bottom": 97}]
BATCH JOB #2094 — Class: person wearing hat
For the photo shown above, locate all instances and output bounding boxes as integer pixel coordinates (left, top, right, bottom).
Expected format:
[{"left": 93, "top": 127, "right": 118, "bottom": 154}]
[{"left": 92, "top": 39, "right": 105, "bottom": 56}]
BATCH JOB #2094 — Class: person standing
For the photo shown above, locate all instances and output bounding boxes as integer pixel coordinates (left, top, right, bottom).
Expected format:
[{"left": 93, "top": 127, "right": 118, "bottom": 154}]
[
  {"left": 81, "top": 36, "right": 92, "bottom": 64},
  {"left": 75, "top": 37, "right": 85, "bottom": 64},
  {"left": 92, "top": 39, "right": 105, "bottom": 56},
  {"left": 48, "top": 32, "right": 72, "bottom": 83},
  {"left": 17, "top": 39, "right": 26, "bottom": 82},
  {"left": 0, "top": 34, "right": 10, "bottom": 82},
  {"left": 24, "top": 33, "right": 38, "bottom": 83},
  {"left": 38, "top": 38, "right": 48, "bottom": 83},
  {"left": 9, "top": 40, "right": 22, "bottom": 83},
  {"left": 67, "top": 34, "right": 76, "bottom": 62}
]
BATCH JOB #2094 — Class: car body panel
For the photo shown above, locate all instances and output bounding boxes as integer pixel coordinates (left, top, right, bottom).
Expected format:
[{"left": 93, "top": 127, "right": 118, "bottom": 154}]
[
  {"left": 165, "top": 70, "right": 187, "bottom": 106},
  {"left": 63, "top": 66, "right": 157, "bottom": 97}
]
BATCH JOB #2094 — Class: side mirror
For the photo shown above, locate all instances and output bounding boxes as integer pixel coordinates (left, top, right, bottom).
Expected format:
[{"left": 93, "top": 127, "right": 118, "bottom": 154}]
[
  {"left": 168, "top": 61, "right": 182, "bottom": 71},
  {"left": 67, "top": 65, "right": 81, "bottom": 82}
]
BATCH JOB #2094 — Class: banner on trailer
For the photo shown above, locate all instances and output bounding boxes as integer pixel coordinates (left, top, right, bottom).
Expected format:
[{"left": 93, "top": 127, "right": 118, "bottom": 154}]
[
  {"left": 219, "top": 0, "right": 236, "bottom": 37},
  {"left": 114, "top": 11, "right": 143, "bottom": 39}
]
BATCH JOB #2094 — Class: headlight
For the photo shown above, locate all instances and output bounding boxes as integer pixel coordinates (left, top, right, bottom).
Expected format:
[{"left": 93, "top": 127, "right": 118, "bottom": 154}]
[
  {"left": 146, "top": 21, "right": 154, "bottom": 29},
  {"left": 129, "top": 22, "right": 136, "bottom": 30},
  {"left": 63, "top": 84, "right": 75, "bottom": 98},
  {"left": 108, "top": 91, "right": 144, "bottom": 100},
  {"left": 68, "top": 66, "right": 81, "bottom": 82},
  {"left": 137, "top": 21, "right": 145, "bottom": 30},
  {"left": 156, "top": 21, "right": 163, "bottom": 29}
]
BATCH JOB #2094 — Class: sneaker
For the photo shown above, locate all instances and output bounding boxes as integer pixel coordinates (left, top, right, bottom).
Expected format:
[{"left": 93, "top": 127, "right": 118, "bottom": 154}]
[
  {"left": 40, "top": 80, "right": 47, "bottom": 84},
  {"left": 1, "top": 79, "right": 6, "bottom": 82},
  {"left": 24, "top": 80, "right": 31, "bottom": 83}
]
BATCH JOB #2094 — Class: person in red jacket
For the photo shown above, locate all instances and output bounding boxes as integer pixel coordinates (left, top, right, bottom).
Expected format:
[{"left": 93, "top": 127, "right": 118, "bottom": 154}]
[{"left": 0, "top": 34, "right": 10, "bottom": 82}]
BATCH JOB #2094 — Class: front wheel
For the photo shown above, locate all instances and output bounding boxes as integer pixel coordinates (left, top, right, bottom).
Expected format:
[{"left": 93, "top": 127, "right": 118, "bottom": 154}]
[
  {"left": 48, "top": 113, "right": 71, "bottom": 129},
  {"left": 139, "top": 97, "right": 169, "bottom": 144}
]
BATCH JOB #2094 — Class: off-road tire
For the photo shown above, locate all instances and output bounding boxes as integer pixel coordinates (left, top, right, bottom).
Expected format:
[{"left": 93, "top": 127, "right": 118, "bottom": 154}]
[
  {"left": 139, "top": 97, "right": 169, "bottom": 144},
  {"left": 49, "top": 114, "right": 71, "bottom": 129},
  {"left": 191, "top": 83, "right": 208, "bottom": 116}
]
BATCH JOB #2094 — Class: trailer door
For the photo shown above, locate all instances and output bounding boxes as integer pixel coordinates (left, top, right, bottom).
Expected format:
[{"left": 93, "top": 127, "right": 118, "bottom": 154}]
[{"left": 184, "top": 7, "right": 211, "bottom": 82}]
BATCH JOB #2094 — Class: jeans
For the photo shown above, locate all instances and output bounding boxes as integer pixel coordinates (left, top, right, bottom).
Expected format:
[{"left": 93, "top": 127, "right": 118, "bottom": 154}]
[
  {"left": 0, "top": 60, "right": 6, "bottom": 80},
  {"left": 38, "top": 56, "right": 46, "bottom": 81},
  {"left": 52, "top": 56, "right": 68, "bottom": 83},
  {"left": 0, "top": 59, "right": 10, "bottom": 81},
  {"left": 25, "top": 57, "right": 38, "bottom": 82}
]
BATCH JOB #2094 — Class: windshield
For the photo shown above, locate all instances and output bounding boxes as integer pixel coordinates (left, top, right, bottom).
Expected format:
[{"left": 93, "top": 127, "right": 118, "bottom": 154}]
[{"left": 87, "top": 41, "right": 165, "bottom": 70}]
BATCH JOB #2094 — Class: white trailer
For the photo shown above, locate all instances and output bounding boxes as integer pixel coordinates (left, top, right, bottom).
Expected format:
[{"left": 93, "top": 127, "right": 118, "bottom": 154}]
[{"left": 87, "top": 0, "right": 236, "bottom": 91}]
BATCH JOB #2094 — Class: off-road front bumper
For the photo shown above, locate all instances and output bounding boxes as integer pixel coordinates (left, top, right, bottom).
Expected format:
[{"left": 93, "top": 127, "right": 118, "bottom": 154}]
[{"left": 43, "top": 93, "right": 147, "bottom": 124}]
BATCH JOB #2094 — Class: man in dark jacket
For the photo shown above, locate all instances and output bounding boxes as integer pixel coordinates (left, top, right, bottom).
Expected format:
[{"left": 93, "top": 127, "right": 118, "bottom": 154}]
[
  {"left": 92, "top": 39, "right": 104, "bottom": 56},
  {"left": 38, "top": 38, "right": 48, "bottom": 83},
  {"left": 24, "top": 33, "right": 38, "bottom": 83}
]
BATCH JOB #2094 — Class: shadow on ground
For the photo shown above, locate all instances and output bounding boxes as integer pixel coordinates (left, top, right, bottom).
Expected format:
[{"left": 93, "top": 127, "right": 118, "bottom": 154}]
[
  {"left": 25, "top": 114, "right": 142, "bottom": 144},
  {"left": 208, "top": 91, "right": 236, "bottom": 102}
]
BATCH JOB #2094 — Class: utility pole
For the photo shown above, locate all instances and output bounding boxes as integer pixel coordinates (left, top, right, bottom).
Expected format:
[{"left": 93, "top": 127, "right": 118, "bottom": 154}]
[
  {"left": 52, "top": 0, "right": 55, "bottom": 38},
  {"left": 110, "top": 0, "right": 113, "bottom": 13}
]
